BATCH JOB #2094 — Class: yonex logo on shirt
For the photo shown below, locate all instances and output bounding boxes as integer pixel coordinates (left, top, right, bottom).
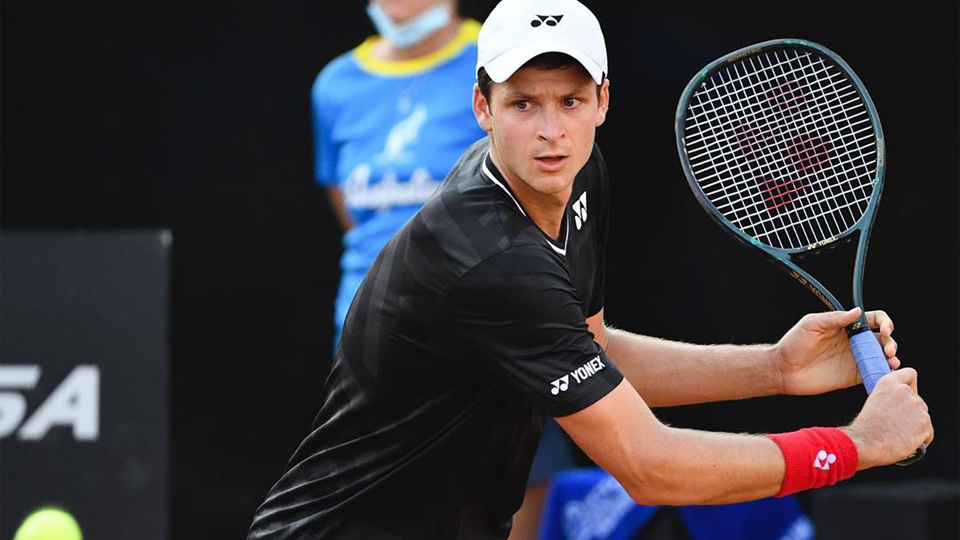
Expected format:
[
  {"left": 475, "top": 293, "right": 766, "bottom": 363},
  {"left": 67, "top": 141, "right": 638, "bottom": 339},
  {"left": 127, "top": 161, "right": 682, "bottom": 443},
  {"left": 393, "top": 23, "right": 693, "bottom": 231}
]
[
  {"left": 550, "top": 375, "right": 570, "bottom": 395},
  {"left": 531, "top": 15, "right": 563, "bottom": 27},
  {"left": 572, "top": 191, "right": 587, "bottom": 230},
  {"left": 813, "top": 449, "right": 836, "bottom": 470},
  {"left": 550, "top": 356, "right": 606, "bottom": 396}
]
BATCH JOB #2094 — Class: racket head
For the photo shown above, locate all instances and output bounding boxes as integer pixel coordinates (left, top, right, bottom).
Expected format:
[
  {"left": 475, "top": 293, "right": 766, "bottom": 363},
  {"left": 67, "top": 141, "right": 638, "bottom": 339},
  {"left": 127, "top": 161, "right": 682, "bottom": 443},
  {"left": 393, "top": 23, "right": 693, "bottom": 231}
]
[{"left": 675, "top": 39, "right": 886, "bottom": 263}]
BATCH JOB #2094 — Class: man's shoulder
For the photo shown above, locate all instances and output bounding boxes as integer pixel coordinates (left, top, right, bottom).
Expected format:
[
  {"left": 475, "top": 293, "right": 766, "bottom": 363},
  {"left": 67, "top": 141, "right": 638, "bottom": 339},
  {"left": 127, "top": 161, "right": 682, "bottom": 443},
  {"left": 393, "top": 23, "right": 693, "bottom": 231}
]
[
  {"left": 441, "top": 138, "right": 489, "bottom": 185},
  {"left": 462, "top": 242, "right": 567, "bottom": 281},
  {"left": 398, "top": 139, "right": 552, "bottom": 278},
  {"left": 583, "top": 142, "right": 610, "bottom": 183}
]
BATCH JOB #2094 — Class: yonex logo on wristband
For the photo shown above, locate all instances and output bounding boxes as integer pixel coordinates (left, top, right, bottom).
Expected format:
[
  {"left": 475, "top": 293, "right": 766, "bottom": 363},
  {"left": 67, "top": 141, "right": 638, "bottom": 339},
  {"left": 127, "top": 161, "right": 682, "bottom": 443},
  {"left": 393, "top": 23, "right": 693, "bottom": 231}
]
[
  {"left": 813, "top": 449, "right": 837, "bottom": 470},
  {"left": 767, "top": 428, "right": 856, "bottom": 497}
]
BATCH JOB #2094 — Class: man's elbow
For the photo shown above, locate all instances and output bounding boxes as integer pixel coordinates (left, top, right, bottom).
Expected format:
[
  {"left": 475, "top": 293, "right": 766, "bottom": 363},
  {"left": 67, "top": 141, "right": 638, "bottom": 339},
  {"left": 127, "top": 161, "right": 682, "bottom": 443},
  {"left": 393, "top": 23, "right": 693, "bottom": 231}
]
[
  {"left": 621, "top": 468, "right": 690, "bottom": 506},
  {"left": 616, "top": 447, "right": 705, "bottom": 506}
]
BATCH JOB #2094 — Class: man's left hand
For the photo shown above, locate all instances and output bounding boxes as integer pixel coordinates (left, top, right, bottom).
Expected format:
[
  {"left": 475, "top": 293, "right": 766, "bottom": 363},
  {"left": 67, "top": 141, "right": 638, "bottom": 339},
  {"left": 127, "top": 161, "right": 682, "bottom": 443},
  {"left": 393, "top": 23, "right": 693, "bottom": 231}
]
[{"left": 776, "top": 308, "right": 899, "bottom": 395}]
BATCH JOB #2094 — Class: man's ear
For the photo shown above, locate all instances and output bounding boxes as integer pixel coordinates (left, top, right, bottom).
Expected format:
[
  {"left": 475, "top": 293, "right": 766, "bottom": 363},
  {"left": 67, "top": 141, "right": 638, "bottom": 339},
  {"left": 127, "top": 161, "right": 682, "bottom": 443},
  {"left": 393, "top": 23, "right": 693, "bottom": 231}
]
[
  {"left": 473, "top": 83, "right": 493, "bottom": 132},
  {"left": 596, "top": 78, "right": 610, "bottom": 127}
]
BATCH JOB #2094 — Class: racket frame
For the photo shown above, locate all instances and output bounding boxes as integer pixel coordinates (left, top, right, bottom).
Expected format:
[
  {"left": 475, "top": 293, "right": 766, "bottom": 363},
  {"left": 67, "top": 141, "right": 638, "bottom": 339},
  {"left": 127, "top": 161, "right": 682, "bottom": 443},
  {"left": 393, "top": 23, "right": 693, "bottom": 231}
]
[{"left": 674, "top": 39, "right": 885, "bottom": 334}]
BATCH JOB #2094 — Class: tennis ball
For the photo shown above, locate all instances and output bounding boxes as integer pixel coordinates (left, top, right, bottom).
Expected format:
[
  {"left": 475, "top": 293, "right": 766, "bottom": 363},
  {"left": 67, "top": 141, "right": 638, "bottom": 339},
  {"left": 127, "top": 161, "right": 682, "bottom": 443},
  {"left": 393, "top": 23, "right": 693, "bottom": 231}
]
[{"left": 13, "top": 507, "right": 83, "bottom": 540}]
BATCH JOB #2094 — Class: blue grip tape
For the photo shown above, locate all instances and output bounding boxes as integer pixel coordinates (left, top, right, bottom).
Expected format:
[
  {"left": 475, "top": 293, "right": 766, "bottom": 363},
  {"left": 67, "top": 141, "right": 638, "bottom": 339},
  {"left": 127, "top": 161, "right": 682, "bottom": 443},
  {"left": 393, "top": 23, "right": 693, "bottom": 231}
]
[{"left": 849, "top": 330, "right": 890, "bottom": 394}]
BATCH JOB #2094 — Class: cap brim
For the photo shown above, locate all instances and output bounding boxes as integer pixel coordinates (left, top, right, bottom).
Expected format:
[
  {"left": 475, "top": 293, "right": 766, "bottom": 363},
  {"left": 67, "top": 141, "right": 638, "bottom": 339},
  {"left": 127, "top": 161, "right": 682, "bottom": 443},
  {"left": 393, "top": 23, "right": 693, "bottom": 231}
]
[{"left": 483, "top": 40, "right": 604, "bottom": 85}]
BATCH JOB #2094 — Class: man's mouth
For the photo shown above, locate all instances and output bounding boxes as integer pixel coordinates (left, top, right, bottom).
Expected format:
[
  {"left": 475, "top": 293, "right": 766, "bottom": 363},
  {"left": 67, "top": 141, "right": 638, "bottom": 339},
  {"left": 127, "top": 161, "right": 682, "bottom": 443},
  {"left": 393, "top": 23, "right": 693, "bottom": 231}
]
[{"left": 534, "top": 155, "right": 568, "bottom": 170}]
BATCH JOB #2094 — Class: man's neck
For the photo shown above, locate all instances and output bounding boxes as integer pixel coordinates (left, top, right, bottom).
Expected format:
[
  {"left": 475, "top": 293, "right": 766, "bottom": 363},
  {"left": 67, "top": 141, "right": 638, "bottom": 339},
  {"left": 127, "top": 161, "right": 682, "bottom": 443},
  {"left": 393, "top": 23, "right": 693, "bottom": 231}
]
[
  {"left": 489, "top": 150, "right": 570, "bottom": 242},
  {"left": 371, "top": 17, "right": 463, "bottom": 62}
]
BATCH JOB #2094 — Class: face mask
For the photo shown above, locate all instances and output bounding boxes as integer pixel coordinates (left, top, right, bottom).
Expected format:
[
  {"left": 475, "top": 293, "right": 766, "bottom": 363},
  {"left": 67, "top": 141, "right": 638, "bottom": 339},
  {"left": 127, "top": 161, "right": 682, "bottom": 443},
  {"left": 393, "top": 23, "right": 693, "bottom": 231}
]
[{"left": 365, "top": 2, "right": 451, "bottom": 49}]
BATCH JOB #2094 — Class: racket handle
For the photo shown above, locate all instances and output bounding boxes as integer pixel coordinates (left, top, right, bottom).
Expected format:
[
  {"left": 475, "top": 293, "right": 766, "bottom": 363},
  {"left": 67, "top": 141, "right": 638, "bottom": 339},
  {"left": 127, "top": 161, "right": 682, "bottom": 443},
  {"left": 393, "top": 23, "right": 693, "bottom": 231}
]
[
  {"left": 897, "top": 444, "right": 926, "bottom": 466},
  {"left": 848, "top": 328, "right": 926, "bottom": 466},
  {"left": 848, "top": 329, "right": 890, "bottom": 394}
]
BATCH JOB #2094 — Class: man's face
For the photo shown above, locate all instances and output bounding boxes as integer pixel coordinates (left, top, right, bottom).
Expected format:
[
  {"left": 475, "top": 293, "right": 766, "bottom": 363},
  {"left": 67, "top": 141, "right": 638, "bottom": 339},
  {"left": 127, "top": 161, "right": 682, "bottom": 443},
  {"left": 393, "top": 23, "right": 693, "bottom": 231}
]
[
  {"left": 474, "top": 64, "right": 609, "bottom": 201},
  {"left": 373, "top": 0, "right": 450, "bottom": 23}
]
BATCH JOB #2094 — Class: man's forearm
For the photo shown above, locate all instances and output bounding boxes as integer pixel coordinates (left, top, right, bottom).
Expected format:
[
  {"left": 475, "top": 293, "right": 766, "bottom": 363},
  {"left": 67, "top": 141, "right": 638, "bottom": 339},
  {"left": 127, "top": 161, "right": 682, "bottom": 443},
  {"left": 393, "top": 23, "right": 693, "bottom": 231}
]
[
  {"left": 627, "top": 425, "right": 785, "bottom": 505},
  {"left": 604, "top": 327, "right": 783, "bottom": 407},
  {"left": 559, "top": 380, "right": 789, "bottom": 506}
]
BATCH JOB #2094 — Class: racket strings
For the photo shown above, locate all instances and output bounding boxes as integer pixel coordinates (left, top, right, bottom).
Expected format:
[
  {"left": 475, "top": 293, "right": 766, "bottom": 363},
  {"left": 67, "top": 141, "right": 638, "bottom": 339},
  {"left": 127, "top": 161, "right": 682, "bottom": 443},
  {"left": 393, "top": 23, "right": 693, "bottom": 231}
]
[
  {"left": 690, "top": 51, "right": 873, "bottom": 248},
  {"left": 683, "top": 48, "right": 877, "bottom": 250},
  {"left": 687, "top": 64, "right": 841, "bottom": 248},
  {"left": 692, "top": 52, "right": 868, "bottom": 194},
  {"left": 696, "top": 53, "right": 870, "bottom": 244},
  {"left": 689, "top": 85, "right": 867, "bottom": 187},
  {"left": 700, "top": 101, "right": 872, "bottom": 219},
  {"left": 685, "top": 55, "right": 832, "bottom": 126}
]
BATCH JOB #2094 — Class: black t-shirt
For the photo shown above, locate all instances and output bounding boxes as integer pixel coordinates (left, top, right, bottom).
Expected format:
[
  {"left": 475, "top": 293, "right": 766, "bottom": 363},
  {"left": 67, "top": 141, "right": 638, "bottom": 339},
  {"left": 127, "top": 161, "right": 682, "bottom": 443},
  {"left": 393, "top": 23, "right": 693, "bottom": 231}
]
[{"left": 248, "top": 138, "right": 624, "bottom": 539}]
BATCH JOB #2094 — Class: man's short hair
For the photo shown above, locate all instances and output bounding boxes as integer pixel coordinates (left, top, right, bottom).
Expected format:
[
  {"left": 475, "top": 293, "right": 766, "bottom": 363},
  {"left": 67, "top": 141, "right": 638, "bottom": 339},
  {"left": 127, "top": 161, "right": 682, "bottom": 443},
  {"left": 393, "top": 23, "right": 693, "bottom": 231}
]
[{"left": 477, "top": 52, "right": 604, "bottom": 108}]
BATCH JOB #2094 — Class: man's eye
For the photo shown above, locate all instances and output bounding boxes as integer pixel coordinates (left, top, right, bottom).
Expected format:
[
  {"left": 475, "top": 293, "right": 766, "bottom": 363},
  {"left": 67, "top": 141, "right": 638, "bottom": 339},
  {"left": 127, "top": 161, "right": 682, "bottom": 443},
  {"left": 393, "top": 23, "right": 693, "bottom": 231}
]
[
  {"left": 515, "top": 101, "right": 530, "bottom": 110},
  {"left": 563, "top": 98, "right": 580, "bottom": 107}
]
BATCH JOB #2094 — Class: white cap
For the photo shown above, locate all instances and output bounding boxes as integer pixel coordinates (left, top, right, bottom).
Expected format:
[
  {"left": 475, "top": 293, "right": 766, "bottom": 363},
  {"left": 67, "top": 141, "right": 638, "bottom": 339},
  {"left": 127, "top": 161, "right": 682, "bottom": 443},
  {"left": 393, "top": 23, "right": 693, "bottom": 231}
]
[{"left": 477, "top": 0, "right": 607, "bottom": 85}]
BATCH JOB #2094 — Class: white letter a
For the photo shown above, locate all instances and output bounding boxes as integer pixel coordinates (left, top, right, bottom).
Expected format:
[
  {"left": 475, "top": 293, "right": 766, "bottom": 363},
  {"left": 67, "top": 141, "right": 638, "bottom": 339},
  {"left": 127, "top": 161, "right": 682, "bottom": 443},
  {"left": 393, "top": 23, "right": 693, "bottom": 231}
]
[{"left": 19, "top": 366, "right": 99, "bottom": 441}]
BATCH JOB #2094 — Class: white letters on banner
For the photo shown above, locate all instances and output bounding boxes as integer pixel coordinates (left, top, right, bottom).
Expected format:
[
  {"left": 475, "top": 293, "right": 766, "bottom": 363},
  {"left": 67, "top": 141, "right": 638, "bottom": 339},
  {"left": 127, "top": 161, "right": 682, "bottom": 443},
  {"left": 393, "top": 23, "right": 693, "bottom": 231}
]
[{"left": 0, "top": 365, "right": 100, "bottom": 441}]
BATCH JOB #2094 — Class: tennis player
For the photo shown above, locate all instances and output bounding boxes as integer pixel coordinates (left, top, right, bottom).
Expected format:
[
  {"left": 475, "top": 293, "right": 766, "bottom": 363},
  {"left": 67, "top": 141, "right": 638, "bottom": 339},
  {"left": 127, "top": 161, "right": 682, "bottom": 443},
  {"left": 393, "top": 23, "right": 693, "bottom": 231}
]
[
  {"left": 312, "top": 1, "right": 577, "bottom": 533},
  {"left": 249, "top": 1, "right": 933, "bottom": 537}
]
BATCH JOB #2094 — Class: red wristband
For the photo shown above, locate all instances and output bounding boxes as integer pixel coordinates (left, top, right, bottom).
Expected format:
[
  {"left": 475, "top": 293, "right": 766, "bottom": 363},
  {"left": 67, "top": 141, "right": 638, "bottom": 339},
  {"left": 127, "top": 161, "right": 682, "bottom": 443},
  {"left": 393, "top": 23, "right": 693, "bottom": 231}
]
[{"left": 766, "top": 427, "right": 858, "bottom": 497}]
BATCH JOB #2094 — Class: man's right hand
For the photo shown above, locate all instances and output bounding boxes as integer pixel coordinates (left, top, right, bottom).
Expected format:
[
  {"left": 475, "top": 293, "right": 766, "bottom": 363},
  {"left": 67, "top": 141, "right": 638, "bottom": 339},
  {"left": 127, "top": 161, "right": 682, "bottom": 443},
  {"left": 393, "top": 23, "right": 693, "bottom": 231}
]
[{"left": 842, "top": 368, "right": 933, "bottom": 470}]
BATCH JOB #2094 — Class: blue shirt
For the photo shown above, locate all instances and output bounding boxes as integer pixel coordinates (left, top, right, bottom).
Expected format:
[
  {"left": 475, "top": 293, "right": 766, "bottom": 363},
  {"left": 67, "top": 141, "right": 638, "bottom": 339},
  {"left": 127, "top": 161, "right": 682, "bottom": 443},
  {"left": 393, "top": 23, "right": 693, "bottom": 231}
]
[{"left": 312, "top": 20, "right": 486, "bottom": 276}]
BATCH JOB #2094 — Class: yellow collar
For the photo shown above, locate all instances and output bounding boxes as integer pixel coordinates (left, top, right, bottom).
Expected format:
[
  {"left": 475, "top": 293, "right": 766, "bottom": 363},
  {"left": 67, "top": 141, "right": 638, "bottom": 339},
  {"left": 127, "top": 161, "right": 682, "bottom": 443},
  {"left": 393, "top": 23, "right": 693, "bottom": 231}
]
[{"left": 353, "top": 19, "right": 480, "bottom": 77}]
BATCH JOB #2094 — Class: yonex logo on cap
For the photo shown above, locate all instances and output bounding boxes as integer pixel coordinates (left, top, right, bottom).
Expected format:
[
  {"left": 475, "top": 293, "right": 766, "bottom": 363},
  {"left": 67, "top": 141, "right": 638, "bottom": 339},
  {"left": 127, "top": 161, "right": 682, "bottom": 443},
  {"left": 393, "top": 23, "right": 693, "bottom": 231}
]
[
  {"left": 572, "top": 191, "right": 587, "bottom": 230},
  {"left": 476, "top": 0, "right": 608, "bottom": 85},
  {"left": 531, "top": 15, "right": 563, "bottom": 27},
  {"left": 813, "top": 449, "right": 836, "bottom": 470}
]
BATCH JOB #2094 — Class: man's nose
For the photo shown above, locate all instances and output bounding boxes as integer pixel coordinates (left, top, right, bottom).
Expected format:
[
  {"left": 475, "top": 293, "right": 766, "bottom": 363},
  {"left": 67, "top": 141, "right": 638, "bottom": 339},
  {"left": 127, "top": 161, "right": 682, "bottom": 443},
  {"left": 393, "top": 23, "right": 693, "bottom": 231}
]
[{"left": 537, "top": 108, "right": 565, "bottom": 143}]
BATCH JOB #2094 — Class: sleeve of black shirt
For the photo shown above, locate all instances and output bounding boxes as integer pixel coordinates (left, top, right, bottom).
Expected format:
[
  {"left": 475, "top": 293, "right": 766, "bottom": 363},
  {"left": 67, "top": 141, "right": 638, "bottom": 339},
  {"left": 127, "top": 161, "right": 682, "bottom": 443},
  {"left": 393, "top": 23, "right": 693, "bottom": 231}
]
[{"left": 440, "top": 244, "right": 624, "bottom": 417}]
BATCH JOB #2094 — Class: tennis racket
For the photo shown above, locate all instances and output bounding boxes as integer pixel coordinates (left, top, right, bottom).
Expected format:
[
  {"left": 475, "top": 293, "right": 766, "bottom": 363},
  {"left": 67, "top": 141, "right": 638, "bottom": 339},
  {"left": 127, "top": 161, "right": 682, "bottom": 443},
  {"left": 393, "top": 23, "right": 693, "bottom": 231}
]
[{"left": 674, "top": 39, "right": 923, "bottom": 465}]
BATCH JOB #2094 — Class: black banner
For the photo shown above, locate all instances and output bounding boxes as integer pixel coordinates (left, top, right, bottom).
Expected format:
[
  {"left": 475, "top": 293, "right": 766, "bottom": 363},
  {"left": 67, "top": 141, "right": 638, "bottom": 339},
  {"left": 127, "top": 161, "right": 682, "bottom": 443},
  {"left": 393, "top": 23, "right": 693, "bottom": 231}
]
[{"left": 1, "top": 232, "right": 170, "bottom": 540}]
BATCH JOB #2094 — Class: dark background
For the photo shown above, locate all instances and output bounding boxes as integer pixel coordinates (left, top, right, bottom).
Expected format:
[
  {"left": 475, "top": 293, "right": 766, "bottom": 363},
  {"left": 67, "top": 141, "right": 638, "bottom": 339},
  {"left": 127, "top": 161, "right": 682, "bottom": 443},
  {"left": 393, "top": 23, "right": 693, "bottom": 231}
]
[{"left": 2, "top": 0, "right": 956, "bottom": 537}]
